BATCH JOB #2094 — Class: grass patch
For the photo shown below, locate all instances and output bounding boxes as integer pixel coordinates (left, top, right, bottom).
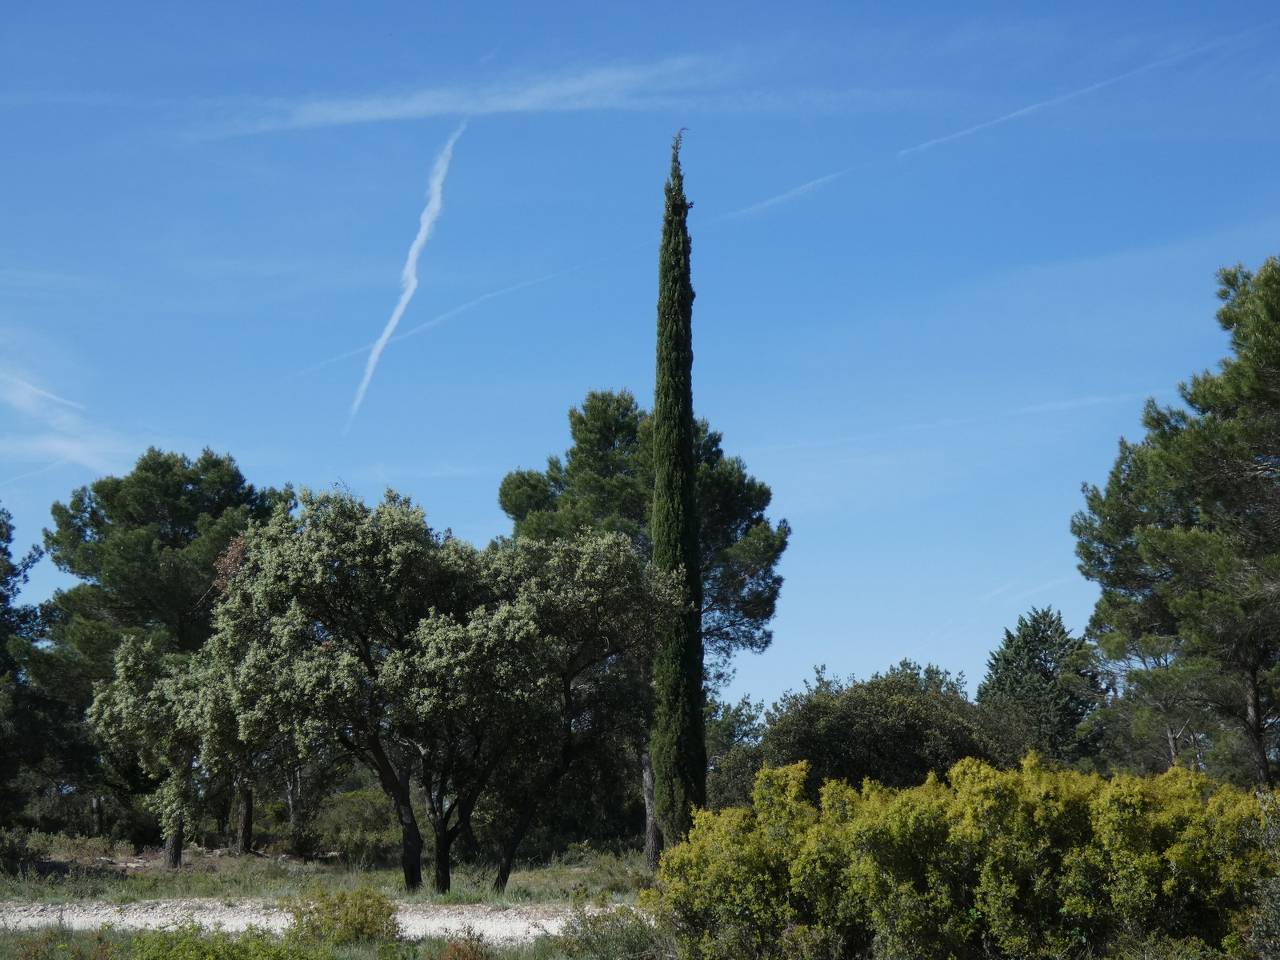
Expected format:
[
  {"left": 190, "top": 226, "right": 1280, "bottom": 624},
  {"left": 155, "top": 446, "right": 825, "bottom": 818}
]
[
  {"left": 0, "top": 926, "right": 587, "bottom": 959},
  {"left": 0, "top": 848, "right": 650, "bottom": 907}
]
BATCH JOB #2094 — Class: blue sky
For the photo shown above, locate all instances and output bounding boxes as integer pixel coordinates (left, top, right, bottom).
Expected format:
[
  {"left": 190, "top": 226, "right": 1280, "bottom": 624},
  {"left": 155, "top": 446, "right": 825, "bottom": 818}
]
[{"left": 3, "top": 3, "right": 1278, "bottom": 705}]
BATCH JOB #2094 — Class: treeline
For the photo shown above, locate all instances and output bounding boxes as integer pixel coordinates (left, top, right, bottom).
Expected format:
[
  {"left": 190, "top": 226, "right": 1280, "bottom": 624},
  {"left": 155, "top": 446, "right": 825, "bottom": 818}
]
[
  {"left": 0, "top": 385, "right": 791, "bottom": 893},
  {"left": 2, "top": 240, "right": 1277, "bottom": 899}
]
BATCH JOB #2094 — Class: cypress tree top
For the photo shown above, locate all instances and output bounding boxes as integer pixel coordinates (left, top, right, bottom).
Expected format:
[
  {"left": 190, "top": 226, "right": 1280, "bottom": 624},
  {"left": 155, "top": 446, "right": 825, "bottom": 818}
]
[{"left": 651, "top": 131, "right": 699, "bottom": 591}]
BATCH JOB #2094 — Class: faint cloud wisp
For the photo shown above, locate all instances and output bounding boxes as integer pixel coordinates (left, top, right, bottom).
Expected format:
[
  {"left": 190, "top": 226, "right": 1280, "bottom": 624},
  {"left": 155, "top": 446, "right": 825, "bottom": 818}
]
[
  {"left": 220, "top": 57, "right": 724, "bottom": 136},
  {"left": 0, "top": 372, "right": 130, "bottom": 482}
]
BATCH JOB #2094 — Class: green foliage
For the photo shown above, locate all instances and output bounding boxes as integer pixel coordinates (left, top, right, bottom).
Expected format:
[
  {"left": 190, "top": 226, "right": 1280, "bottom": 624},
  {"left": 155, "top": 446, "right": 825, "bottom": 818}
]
[
  {"left": 135, "top": 925, "right": 330, "bottom": 959},
  {"left": 705, "top": 696, "right": 764, "bottom": 810},
  {"left": 7, "top": 450, "right": 280, "bottom": 844},
  {"left": 1074, "top": 256, "right": 1280, "bottom": 786},
  {"left": 498, "top": 388, "right": 789, "bottom": 681},
  {"left": 287, "top": 885, "right": 400, "bottom": 945},
  {"left": 0, "top": 825, "right": 51, "bottom": 868},
  {"left": 212, "top": 489, "right": 682, "bottom": 892},
  {"left": 652, "top": 760, "right": 1273, "bottom": 960},
  {"left": 89, "top": 633, "right": 203, "bottom": 844},
  {"left": 557, "top": 905, "right": 675, "bottom": 960},
  {"left": 311, "top": 787, "right": 402, "bottom": 868},
  {"left": 0, "top": 498, "right": 61, "bottom": 829},
  {"left": 40, "top": 447, "right": 280, "bottom": 667},
  {"left": 650, "top": 132, "right": 707, "bottom": 846},
  {"left": 977, "top": 607, "right": 1104, "bottom": 764},
  {"left": 3, "top": 927, "right": 123, "bottom": 960},
  {"left": 759, "top": 662, "right": 994, "bottom": 798}
]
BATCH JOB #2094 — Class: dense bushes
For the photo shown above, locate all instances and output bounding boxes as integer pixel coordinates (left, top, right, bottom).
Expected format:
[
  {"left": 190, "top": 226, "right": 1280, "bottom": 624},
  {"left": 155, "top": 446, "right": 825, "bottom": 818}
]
[
  {"left": 286, "top": 885, "right": 400, "bottom": 945},
  {"left": 653, "top": 759, "right": 1274, "bottom": 959},
  {"left": 710, "top": 663, "right": 1003, "bottom": 810}
]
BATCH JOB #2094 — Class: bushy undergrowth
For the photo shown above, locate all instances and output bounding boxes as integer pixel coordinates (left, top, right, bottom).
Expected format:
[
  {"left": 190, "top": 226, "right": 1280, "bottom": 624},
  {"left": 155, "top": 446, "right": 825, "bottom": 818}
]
[
  {"left": 286, "top": 885, "right": 401, "bottom": 945},
  {"left": 0, "top": 827, "right": 133, "bottom": 865},
  {"left": 651, "top": 758, "right": 1275, "bottom": 959},
  {"left": 2, "top": 926, "right": 331, "bottom": 960},
  {"left": 307, "top": 788, "right": 403, "bottom": 867},
  {"left": 0, "top": 926, "right": 582, "bottom": 960},
  {"left": 557, "top": 905, "right": 674, "bottom": 960}
]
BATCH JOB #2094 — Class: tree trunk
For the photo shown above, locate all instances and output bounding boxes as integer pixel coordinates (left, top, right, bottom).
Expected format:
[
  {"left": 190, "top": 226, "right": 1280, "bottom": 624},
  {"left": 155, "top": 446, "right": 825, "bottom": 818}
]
[
  {"left": 459, "top": 808, "right": 480, "bottom": 863},
  {"left": 237, "top": 782, "right": 254, "bottom": 855},
  {"left": 395, "top": 796, "right": 424, "bottom": 892},
  {"left": 90, "top": 796, "right": 104, "bottom": 837},
  {"left": 1245, "top": 672, "right": 1273, "bottom": 787},
  {"left": 493, "top": 805, "right": 537, "bottom": 892},
  {"left": 433, "top": 823, "right": 454, "bottom": 894},
  {"left": 367, "top": 741, "right": 424, "bottom": 891},
  {"left": 643, "top": 749, "right": 662, "bottom": 871},
  {"left": 215, "top": 792, "right": 231, "bottom": 845},
  {"left": 164, "top": 815, "right": 184, "bottom": 869}
]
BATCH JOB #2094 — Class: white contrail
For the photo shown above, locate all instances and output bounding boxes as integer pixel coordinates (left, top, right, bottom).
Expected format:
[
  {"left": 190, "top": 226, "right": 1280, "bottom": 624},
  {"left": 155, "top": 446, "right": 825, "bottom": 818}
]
[
  {"left": 298, "top": 267, "right": 580, "bottom": 380},
  {"left": 896, "top": 47, "right": 1189, "bottom": 159},
  {"left": 726, "top": 25, "right": 1271, "bottom": 218},
  {"left": 346, "top": 122, "right": 466, "bottom": 430}
]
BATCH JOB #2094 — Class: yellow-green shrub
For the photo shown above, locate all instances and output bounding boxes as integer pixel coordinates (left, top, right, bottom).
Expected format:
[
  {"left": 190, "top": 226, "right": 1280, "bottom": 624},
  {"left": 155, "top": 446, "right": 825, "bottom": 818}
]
[
  {"left": 285, "top": 884, "right": 400, "bottom": 945},
  {"left": 652, "top": 759, "right": 1273, "bottom": 960}
]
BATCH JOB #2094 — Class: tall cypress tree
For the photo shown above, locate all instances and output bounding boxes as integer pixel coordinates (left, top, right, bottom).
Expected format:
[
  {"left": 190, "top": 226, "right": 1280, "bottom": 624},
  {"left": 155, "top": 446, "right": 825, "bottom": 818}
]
[{"left": 649, "top": 132, "right": 705, "bottom": 846}]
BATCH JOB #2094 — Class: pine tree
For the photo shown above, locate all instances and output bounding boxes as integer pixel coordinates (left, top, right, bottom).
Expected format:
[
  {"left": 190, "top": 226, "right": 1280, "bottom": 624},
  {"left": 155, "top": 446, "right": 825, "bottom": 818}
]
[
  {"left": 977, "top": 607, "right": 1101, "bottom": 764},
  {"left": 649, "top": 132, "right": 706, "bottom": 848}
]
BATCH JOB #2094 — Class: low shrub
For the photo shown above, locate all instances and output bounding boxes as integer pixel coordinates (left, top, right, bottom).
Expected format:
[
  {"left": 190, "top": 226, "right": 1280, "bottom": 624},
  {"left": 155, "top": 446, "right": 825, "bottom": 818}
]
[
  {"left": 310, "top": 788, "right": 401, "bottom": 867},
  {"left": 131, "top": 925, "right": 329, "bottom": 959},
  {"left": 286, "top": 884, "right": 400, "bottom": 945},
  {"left": 5, "top": 927, "right": 122, "bottom": 960},
  {"left": 652, "top": 758, "right": 1274, "bottom": 960},
  {"left": 0, "top": 827, "right": 52, "bottom": 868},
  {"left": 557, "top": 905, "right": 675, "bottom": 960},
  {"left": 440, "top": 928, "right": 497, "bottom": 960}
]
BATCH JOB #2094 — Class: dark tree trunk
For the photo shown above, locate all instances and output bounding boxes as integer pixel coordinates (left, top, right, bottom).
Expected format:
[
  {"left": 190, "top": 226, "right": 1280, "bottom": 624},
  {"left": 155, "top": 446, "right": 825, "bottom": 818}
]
[
  {"left": 1245, "top": 671, "right": 1273, "bottom": 787},
  {"left": 459, "top": 808, "right": 480, "bottom": 863},
  {"left": 237, "top": 782, "right": 254, "bottom": 855},
  {"left": 433, "top": 824, "right": 454, "bottom": 894},
  {"left": 643, "top": 749, "right": 662, "bottom": 871},
  {"left": 164, "top": 815, "right": 184, "bottom": 869},
  {"left": 368, "top": 741, "right": 424, "bottom": 891},
  {"left": 493, "top": 805, "right": 537, "bottom": 892},
  {"left": 215, "top": 790, "right": 231, "bottom": 844},
  {"left": 395, "top": 796, "right": 424, "bottom": 891}
]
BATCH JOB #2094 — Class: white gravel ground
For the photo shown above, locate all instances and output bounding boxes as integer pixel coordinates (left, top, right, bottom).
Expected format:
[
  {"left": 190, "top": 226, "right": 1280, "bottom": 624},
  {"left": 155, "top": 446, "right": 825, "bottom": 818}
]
[{"left": 0, "top": 899, "right": 572, "bottom": 943}]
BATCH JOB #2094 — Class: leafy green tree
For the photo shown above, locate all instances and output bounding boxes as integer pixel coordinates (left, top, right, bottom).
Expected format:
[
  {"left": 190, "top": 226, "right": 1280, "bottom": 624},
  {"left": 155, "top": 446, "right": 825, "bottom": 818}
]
[
  {"left": 498, "top": 389, "right": 789, "bottom": 681},
  {"left": 89, "top": 633, "right": 202, "bottom": 867},
  {"left": 461, "top": 534, "right": 682, "bottom": 890},
  {"left": 976, "top": 607, "right": 1103, "bottom": 764},
  {"left": 15, "top": 448, "right": 280, "bottom": 843},
  {"left": 210, "top": 489, "right": 680, "bottom": 893},
  {"left": 1074, "top": 257, "right": 1280, "bottom": 787},
  {"left": 704, "top": 695, "right": 764, "bottom": 810},
  {"left": 43, "top": 448, "right": 279, "bottom": 653},
  {"left": 209, "top": 489, "right": 482, "bottom": 891},
  {"left": 1072, "top": 440, "right": 1215, "bottom": 773},
  {"left": 649, "top": 132, "right": 706, "bottom": 850},
  {"left": 0, "top": 502, "right": 44, "bottom": 822},
  {"left": 759, "top": 661, "right": 994, "bottom": 797}
]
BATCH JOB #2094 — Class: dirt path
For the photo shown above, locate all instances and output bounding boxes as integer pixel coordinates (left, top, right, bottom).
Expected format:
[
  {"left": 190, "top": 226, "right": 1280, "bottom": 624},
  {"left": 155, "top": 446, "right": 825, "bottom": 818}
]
[{"left": 0, "top": 899, "right": 573, "bottom": 943}]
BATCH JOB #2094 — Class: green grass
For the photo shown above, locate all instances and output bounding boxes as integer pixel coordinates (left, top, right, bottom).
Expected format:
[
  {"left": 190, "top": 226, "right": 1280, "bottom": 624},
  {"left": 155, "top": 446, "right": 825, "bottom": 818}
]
[
  {"left": 0, "top": 927, "right": 576, "bottom": 959},
  {"left": 0, "top": 848, "right": 650, "bottom": 906}
]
